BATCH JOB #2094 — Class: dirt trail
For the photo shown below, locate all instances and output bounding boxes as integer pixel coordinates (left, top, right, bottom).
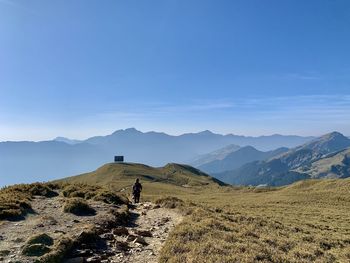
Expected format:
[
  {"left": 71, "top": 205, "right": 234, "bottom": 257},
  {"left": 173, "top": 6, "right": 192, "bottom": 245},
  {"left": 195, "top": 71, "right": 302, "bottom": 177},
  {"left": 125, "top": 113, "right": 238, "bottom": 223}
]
[
  {"left": 0, "top": 195, "right": 182, "bottom": 263},
  {"left": 114, "top": 203, "right": 182, "bottom": 263}
]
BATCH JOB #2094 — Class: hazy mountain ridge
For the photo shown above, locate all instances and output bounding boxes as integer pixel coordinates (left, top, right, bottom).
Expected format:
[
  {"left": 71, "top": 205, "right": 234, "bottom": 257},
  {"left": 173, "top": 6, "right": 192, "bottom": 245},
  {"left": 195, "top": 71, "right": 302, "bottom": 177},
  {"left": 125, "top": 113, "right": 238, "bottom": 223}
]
[
  {"left": 54, "top": 137, "right": 83, "bottom": 145},
  {"left": 215, "top": 132, "right": 350, "bottom": 186},
  {"left": 196, "top": 146, "right": 289, "bottom": 173},
  {"left": 189, "top": 144, "right": 241, "bottom": 167},
  {"left": 0, "top": 128, "right": 313, "bottom": 186}
]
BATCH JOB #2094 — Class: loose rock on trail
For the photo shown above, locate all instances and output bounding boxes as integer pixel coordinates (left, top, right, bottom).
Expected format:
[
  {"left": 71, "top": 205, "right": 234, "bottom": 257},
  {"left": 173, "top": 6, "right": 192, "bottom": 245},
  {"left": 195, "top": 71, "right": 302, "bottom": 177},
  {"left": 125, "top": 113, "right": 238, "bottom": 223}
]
[
  {"left": 0, "top": 194, "right": 182, "bottom": 263},
  {"left": 112, "top": 202, "right": 182, "bottom": 263}
]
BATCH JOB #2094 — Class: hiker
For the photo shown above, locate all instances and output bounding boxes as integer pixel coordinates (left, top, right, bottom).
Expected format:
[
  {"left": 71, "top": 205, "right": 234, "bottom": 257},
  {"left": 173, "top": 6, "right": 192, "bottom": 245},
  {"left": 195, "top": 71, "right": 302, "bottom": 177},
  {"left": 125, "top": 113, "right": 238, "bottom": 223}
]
[{"left": 132, "top": 178, "right": 142, "bottom": 203}]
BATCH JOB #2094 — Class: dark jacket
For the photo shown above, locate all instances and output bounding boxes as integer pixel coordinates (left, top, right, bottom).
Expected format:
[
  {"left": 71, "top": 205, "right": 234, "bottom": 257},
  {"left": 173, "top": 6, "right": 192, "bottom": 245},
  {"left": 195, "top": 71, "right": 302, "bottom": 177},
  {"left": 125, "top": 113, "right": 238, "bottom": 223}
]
[{"left": 132, "top": 182, "right": 142, "bottom": 195}]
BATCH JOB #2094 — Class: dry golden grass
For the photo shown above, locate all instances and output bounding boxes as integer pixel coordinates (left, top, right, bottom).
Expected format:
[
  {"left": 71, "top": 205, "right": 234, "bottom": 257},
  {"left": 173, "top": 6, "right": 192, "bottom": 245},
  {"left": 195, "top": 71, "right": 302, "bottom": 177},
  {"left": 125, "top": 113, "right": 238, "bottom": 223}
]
[
  {"left": 0, "top": 182, "right": 129, "bottom": 221},
  {"left": 63, "top": 198, "right": 96, "bottom": 216},
  {"left": 0, "top": 183, "right": 58, "bottom": 220},
  {"left": 158, "top": 179, "right": 350, "bottom": 263},
  {"left": 61, "top": 183, "right": 129, "bottom": 205},
  {"left": 56, "top": 162, "right": 350, "bottom": 262},
  {"left": 7, "top": 164, "right": 349, "bottom": 262}
]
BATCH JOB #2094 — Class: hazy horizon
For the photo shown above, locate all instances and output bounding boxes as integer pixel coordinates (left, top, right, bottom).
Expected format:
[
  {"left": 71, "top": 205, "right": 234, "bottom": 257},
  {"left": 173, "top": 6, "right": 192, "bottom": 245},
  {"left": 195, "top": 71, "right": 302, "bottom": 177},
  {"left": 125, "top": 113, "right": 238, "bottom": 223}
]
[{"left": 1, "top": 126, "right": 347, "bottom": 143}]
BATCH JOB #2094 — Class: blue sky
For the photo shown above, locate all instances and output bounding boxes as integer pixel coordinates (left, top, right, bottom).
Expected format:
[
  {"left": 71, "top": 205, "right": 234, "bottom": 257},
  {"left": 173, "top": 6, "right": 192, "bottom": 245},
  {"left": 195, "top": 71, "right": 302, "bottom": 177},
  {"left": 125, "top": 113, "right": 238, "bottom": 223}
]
[{"left": 0, "top": 0, "right": 350, "bottom": 140}]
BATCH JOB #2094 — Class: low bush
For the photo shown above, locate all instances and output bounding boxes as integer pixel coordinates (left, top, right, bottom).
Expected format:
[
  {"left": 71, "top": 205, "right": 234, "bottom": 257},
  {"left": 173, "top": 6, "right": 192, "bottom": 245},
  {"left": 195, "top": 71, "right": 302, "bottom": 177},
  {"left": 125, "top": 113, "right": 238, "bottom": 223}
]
[
  {"left": 62, "top": 184, "right": 129, "bottom": 206},
  {"left": 0, "top": 182, "right": 58, "bottom": 220},
  {"left": 93, "top": 190, "right": 129, "bottom": 205},
  {"left": 108, "top": 205, "right": 130, "bottom": 225},
  {"left": 155, "top": 196, "right": 184, "bottom": 209},
  {"left": 26, "top": 233, "right": 54, "bottom": 246},
  {"left": 38, "top": 237, "right": 74, "bottom": 263},
  {"left": 22, "top": 233, "right": 54, "bottom": 257},
  {"left": 63, "top": 198, "right": 96, "bottom": 216},
  {"left": 61, "top": 184, "right": 98, "bottom": 199},
  {"left": 22, "top": 244, "right": 51, "bottom": 257}
]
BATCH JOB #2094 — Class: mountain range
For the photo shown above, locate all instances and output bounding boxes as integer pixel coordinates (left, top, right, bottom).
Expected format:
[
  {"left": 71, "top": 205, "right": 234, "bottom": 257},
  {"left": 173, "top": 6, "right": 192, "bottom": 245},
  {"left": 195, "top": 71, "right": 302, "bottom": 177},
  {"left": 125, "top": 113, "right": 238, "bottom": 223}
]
[
  {"left": 194, "top": 145, "right": 289, "bottom": 173},
  {"left": 0, "top": 128, "right": 313, "bottom": 186},
  {"left": 215, "top": 132, "right": 350, "bottom": 186}
]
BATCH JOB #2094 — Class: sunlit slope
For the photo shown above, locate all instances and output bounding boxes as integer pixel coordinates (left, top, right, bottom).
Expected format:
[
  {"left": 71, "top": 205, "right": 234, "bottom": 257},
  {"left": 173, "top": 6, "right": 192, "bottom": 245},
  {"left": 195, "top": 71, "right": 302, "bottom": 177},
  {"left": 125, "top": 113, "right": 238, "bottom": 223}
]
[
  {"left": 295, "top": 148, "right": 350, "bottom": 179},
  {"left": 57, "top": 162, "right": 226, "bottom": 190}
]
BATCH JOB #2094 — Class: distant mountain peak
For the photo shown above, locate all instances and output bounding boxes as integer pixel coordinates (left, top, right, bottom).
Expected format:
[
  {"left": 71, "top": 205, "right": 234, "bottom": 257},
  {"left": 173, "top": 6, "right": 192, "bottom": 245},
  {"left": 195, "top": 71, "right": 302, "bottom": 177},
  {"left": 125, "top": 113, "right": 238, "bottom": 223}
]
[
  {"left": 320, "top": 131, "right": 347, "bottom": 140},
  {"left": 198, "top": 130, "right": 215, "bottom": 135},
  {"left": 125, "top": 127, "right": 139, "bottom": 132},
  {"left": 53, "top": 137, "right": 81, "bottom": 145},
  {"left": 303, "top": 131, "right": 350, "bottom": 151},
  {"left": 111, "top": 128, "right": 141, "bottom": 135}
]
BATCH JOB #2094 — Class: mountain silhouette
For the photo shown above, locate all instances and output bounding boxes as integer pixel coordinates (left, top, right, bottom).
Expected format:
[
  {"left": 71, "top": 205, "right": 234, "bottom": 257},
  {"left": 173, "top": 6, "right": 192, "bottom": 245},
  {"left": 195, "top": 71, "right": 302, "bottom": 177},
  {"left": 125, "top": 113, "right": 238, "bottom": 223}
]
[{"left": 0, "top": 128, "right": 313, "bottom": 186}]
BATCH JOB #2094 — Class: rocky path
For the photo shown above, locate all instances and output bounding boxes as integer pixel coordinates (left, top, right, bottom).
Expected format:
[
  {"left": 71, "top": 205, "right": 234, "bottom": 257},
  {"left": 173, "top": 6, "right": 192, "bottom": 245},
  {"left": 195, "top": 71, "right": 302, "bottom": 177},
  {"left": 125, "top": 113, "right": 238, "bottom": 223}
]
[
  {"left": 0, "top": 195, "right": 182, "bottom": 263},
  {"left": 113, "top": 203, "right": 182, "bottom": 263}
]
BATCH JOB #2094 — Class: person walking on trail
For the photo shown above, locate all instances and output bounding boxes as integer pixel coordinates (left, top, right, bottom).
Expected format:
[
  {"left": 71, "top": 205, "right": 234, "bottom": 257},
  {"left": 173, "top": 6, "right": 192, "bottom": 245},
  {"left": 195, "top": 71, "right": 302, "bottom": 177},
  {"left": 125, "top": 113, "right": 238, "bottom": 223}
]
[{"left": 132, "top": 178, "right": 142, "bottom": 203}]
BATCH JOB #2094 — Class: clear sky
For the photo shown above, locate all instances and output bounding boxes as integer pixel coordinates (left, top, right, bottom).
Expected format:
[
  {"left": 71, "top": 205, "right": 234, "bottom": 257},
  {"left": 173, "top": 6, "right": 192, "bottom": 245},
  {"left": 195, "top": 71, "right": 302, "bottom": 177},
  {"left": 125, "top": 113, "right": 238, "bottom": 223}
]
[{"left": 1, "top": 0, "right": 350, "bottom": 140}]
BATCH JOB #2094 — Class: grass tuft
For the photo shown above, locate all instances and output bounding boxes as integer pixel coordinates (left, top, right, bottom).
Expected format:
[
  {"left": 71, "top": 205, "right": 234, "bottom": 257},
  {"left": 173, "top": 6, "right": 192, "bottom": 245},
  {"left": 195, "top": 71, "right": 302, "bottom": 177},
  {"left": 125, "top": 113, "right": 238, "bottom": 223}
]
[
  {"left": 63, "top": 198, "right": 96, "bottom": 216},
  {"left": 0, "top": 183, "right": 58, "bottom": 220},
  {"left": 155, "top": 196, "right": 184, "bottom": 209}
]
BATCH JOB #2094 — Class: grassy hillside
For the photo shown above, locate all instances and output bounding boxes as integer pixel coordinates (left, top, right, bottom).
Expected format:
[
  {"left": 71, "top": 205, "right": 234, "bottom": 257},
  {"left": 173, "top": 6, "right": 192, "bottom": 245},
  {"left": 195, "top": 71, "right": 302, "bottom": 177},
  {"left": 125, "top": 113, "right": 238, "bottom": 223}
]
[
  {"left": 58, "top": 163, "right": 350, "bottom": 262},
  {"left": 57, "top": 162, "right": 226, "bottom": 198},
  {"left": 158, "top": 178, "right": 350, "bottom": 262},
  {"left": 4, "top": 161, "right": 350, "bottom": 262}
]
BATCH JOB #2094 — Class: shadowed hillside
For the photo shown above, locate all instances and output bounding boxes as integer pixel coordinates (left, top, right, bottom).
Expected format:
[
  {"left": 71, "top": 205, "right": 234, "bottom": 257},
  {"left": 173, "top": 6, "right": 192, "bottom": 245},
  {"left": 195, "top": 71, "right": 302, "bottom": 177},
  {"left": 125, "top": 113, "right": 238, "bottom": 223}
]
[
  {"left": 215, "top": 132, "right": 350, "bottom": 186},
  {"left": 295, "top": 148, "right": 350, "bottom": 179},
  {"left": 197, "top": 146, "right": 288, "bottom": 173}
]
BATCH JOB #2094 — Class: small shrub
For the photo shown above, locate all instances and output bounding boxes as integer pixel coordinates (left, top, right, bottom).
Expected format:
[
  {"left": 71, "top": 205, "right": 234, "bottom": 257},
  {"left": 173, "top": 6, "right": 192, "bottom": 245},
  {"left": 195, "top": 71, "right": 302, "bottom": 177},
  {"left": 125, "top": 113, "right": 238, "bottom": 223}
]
[
  {"left": 0, "top": 183, "right": 58, "bottom": 221},
  {"left": 68, "top": 190, "right": 86, "bottom": 198},
  {"left": 0, "top": 208, "right": 23, "bottom": 219},
  {"left": 108, "top": 205, "right": 130, "bottom": 225},
  {"left": 27, "top": 233, "right": 54, "bottom": 246},
  {"left": 22, "top": 244, "right": 51, "bottom": 257},
  {"left": 63, "top": 198, "right": 96, "bottom": 216},
  {"left": 29, "top": 184, "right": 58, "bottom": 198},
  {"left": 155, "top": 196, "right": 184, "bottom": 209},
  {"left": 0, "top": 189, "right": 32, "bottom": 220},
  {"left": 61, "top": 184, "right": 99, "bottom": 199},
  {"left": 61, "top": 185, "right": 82, "bottom": 198},
  {"left": 76, "top": 227, "right": 100, "bottom": 245},
  {"left": 37, "top": 237, "right": 74, "bottom": 263},
  {"left": 93, "top": 190, "right": 129, "bottom": 205}
]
